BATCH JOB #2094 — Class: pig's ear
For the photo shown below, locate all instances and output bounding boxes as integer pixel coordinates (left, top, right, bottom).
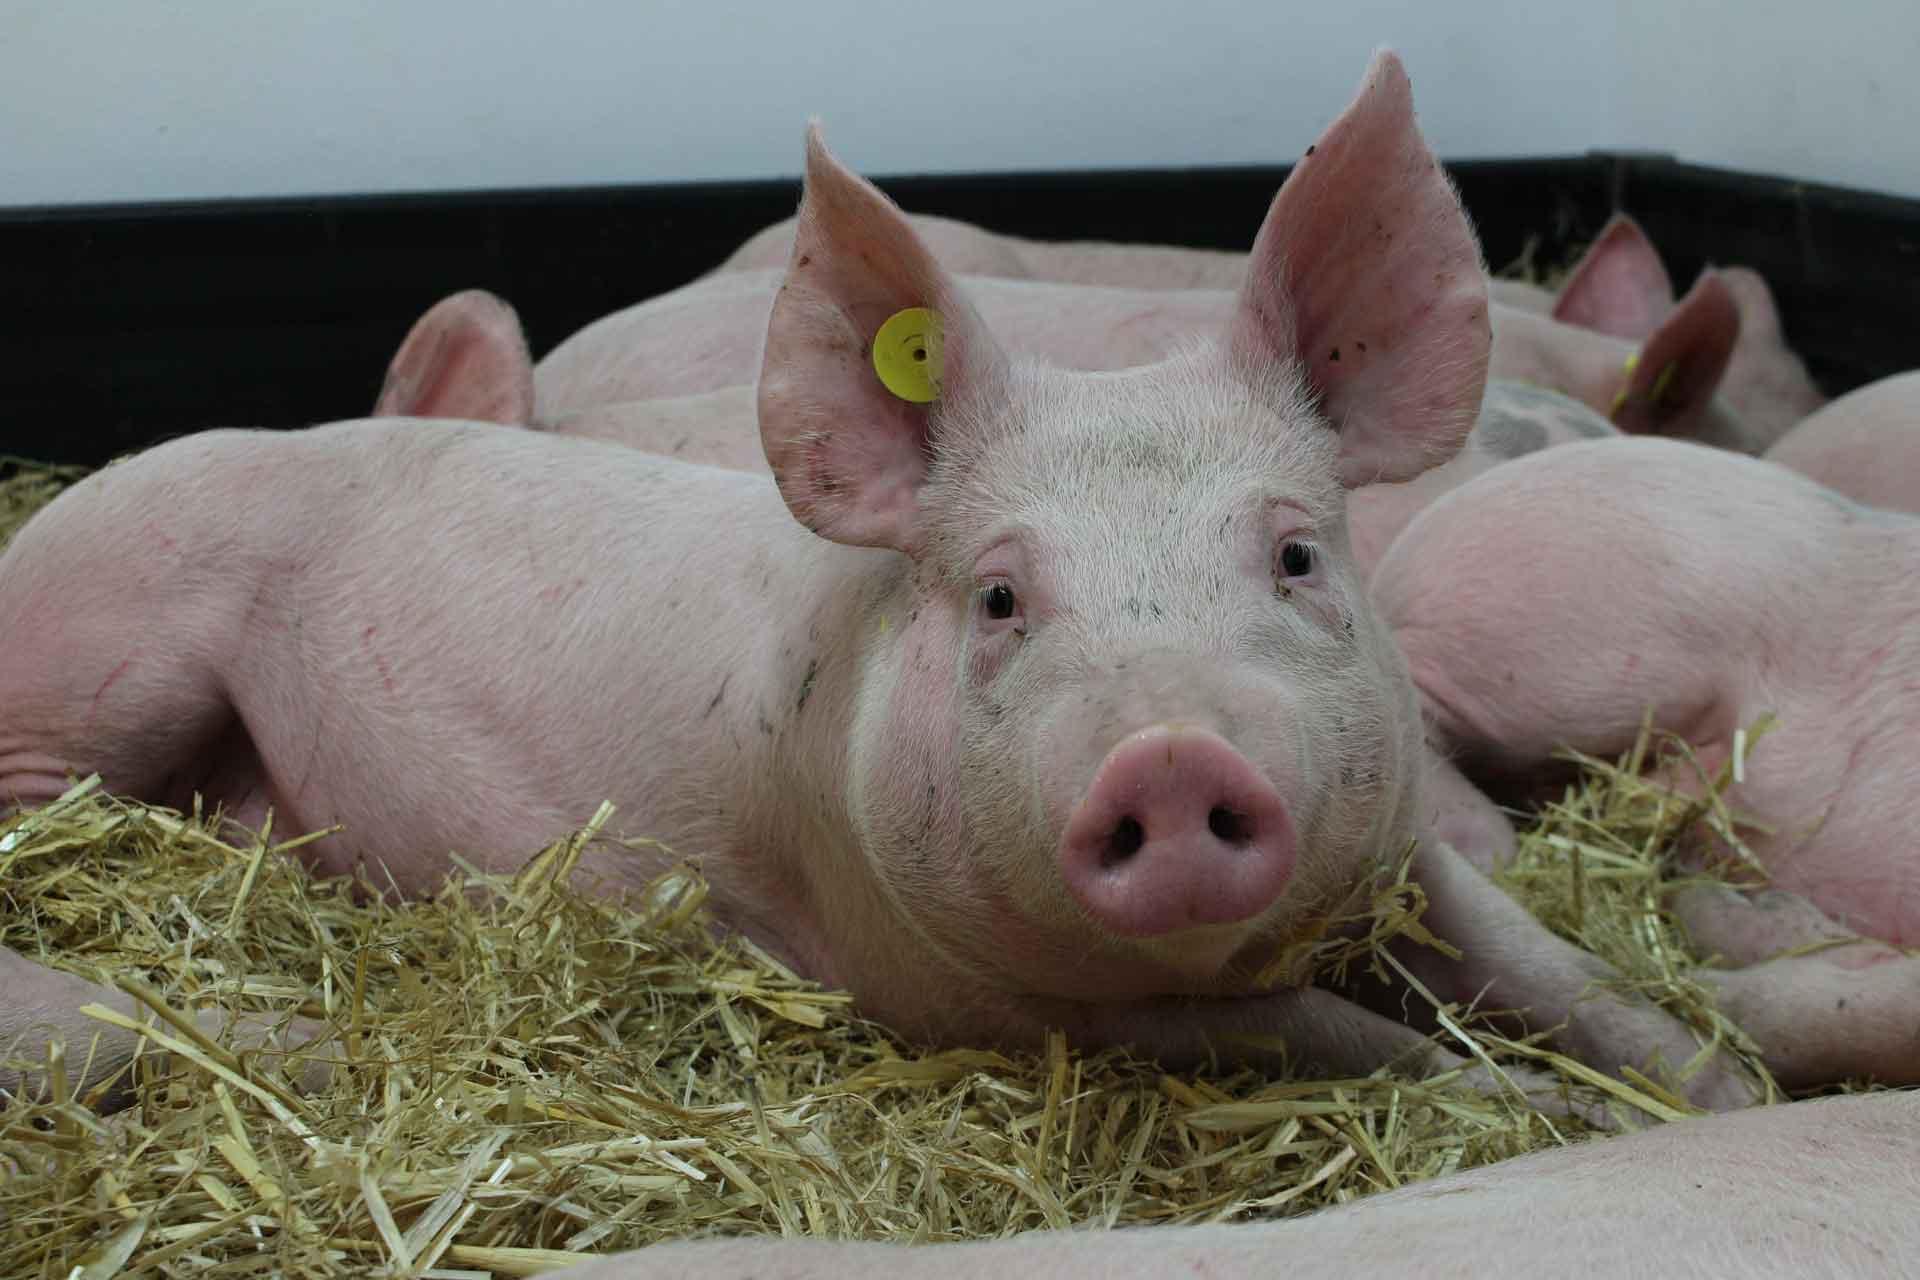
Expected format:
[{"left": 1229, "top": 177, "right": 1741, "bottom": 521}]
[
  {"left": 1550, "top": 213, "right": 1674, "bottom": 341},
  {"left": 1609, "top": 270, "right": 1740, "bottom": 437},
  {"left": 1230, "top": 49, "right": 1490, "bottom": 488},
  {"left": 758, "top": 125, "right": 1005, "bottom": 554},
  {"left": 375, "top": 290, "right": 535, "bottom": 425}
]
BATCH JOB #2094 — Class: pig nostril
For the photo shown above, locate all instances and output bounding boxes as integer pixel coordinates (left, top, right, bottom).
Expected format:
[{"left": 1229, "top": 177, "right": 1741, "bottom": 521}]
[
  {"left": 1102, "top": 816, "right": 1145, "bottom": 867},
  {"left": 1208, "top": 806, "right": 1253, "bottom": 846}
]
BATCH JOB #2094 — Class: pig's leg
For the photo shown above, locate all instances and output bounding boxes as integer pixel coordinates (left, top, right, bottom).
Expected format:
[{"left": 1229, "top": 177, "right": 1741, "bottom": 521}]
[
  {"left": 1392, "top": 839, "right": 1763, "bottom": 1111},
  {"left": 1420, "top": 748, "right": 1517, "bottom": 873},
  {"left": 0, "top": 950, "right": 328, "bottom": 1108},
  {"left": 0, "top": 462, "right": 272, "bottom": 822},
  {"left": 1670, "top": 883, "right": 1920, "bottom": 1087},
  {"left": 1, "top": 452, "right": 328, "bottom": 1107},
  {"left": 1054, "top": 983, "right": 1604, "bottom": 1123}
]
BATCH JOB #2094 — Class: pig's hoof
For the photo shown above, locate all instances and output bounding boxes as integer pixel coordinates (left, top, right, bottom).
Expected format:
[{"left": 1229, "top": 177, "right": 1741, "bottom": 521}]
[
  {"left": 1673, "top": 1054, "right": 1767, "bottom": 1114},
  {"left": 1451, "top": 1059, "right": 1624, "bottom": 1132}
]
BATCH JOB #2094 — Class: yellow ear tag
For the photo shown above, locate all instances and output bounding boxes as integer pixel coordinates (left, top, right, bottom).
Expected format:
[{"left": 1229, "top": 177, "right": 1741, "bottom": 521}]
[
  {"left": 1609, "top": 350, "right": 1643, "bottom": 417},
  {"left": 873, "top": 307, "right": 944, "bottom": 403}
]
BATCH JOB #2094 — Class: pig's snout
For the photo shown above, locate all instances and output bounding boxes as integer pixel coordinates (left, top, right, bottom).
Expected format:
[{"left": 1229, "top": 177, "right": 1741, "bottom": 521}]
[{"left": 1059, "top": 726, "right": 1296, "bottom": 937}]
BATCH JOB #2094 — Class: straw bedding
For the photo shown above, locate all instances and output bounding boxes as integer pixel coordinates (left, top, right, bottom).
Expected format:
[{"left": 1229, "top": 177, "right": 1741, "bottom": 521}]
[{"left": 0, "top": 450, "right": 1854, "bottom": 1278}]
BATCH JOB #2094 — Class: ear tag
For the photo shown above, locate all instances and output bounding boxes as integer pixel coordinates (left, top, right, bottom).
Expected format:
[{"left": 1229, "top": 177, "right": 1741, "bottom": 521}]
[
  {"left": 1648, "top": 360, "right": 1679, "bottom": 408},
  {"left": 1609, "top": 350, "right": 1643, "bottom": 418},
  {"left": 873, "top": 307, "right": 944, "bottom": 403}
]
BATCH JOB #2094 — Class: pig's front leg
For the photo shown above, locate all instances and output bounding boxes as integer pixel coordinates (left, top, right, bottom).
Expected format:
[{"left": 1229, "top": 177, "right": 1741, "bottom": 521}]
[
  {"left": 1392, "top": 839, "right": 1764, "bottom": 1112},
  {"left": 1671, "top": 883, "right": 1920, "bottom": 1087},
  {"left": 1420, "top": 747, "right": 1517, "bottom": 873},
  {"left": 0, "top": 949, "right": 329, "bottom": 1111},
  {"left": 1045, "top": 982, "right": 1602, "bottom": 1124}
]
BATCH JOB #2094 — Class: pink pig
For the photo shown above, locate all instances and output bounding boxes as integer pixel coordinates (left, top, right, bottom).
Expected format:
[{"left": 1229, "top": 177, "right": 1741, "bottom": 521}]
[
  {"left": 1764, "top": 370, "right": 1920, "bottom": 515},
  {"left": 1, "top": 52, "right": 1753, "bottom": 1118},
  {"left": 1372, "top": 434, "right": 1920, "bottom": 1089}
]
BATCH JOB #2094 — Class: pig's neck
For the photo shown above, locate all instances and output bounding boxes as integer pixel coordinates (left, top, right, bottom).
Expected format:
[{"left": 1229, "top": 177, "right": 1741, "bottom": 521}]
[
  {"left": 674, "top": 536, "right": 942, "bottom": 1008},
  {"left": 701, "top": 547, "right": 1066, "bottom": 1045}
]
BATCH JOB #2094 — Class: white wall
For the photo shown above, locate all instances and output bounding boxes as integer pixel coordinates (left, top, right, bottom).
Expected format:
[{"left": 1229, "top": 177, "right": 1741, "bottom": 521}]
[{"left": 4, "top": 0, "right": 1917, "bottom": 209}]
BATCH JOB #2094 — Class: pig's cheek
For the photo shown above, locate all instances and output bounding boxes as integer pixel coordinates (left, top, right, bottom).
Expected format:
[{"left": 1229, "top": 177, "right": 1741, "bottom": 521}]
[
  {"left": 852, "top": 615, "right": 980, "bottom": 903},
  {"left": 965, "top": 627, "right": 1021, "bottom": 688}
]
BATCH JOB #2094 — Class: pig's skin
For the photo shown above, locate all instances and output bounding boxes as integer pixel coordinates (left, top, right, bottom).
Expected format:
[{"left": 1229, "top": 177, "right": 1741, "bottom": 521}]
[
  {"left": 1764, "top": 370, "right": 1920, "bottom": 515},
  {"left": 1714, "top": 265, "right": 1829, "bottom": 437},
  {"left": 1372, "top": 436, "right": 1920, "bottom": 1087},
  {"left": 1346, "top": 381, "right": 1617, "bottom": 577},
  {"left": 720, "top": 209, "right": 1250, "bottom": 291},
  {"left": 544, "top": 1089, "right": 1920, "bottom": 1280},
  {"left": 0, "top": 52, "right": 1755, "bottom": 1116}
]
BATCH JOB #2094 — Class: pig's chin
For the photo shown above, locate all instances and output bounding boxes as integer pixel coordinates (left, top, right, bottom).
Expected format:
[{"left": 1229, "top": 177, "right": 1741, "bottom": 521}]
[
  {"left": 1128, "top": 923, "right": 1283, "bottom": 990},
  {"left": 960, "top": 894, "right": 1307, "bottom": 1004}
]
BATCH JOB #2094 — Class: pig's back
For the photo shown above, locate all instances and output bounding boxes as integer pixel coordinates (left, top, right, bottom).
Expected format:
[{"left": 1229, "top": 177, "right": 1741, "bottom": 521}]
[
  {"left": 1371, "top": 436, "right": 1873, "bottom": 778},
  {"left": 1765, "top": 371, "right": 1920, "bottom": 516},
  {"left": 1373, "top": 435, "right": 1920, "bottom": 942},
  {"left": 268, "top": 421, "right": 858, "bottom": 876},
  {"left": 534, "top": 272, "right": 1235, "bottom": 414},
  {"left": 16, "top": 420, "right": 861, "bottom": 906}
]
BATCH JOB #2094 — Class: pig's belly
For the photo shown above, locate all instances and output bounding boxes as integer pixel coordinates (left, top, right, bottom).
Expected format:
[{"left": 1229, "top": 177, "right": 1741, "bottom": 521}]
[{"left": 1734, "top": 703, "right": 1920, "bottom": 948}]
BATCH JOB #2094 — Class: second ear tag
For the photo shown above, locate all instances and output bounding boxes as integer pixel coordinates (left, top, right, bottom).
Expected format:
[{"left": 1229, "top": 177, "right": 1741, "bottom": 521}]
[{"left": 873, "top": 307, "right": 944, "bottom": 403}]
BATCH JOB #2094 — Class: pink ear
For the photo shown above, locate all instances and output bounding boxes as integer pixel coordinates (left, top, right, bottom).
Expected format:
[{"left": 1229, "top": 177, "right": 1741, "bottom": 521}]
[
  {"left": 375, "top": 290, "right": 535, "bottom": 425},
  {"left": 757, "top": 125, "right": 1004, "bottom": 553},
  {"left": 1230, "top": 49, "right": 1490, "bottom": 488},
  {"left": 1550, "top": 213, "right": 1675, "bottom": 341},
  {"left": 1609, "top": 270, "right": 1740, "bottom": 437}
]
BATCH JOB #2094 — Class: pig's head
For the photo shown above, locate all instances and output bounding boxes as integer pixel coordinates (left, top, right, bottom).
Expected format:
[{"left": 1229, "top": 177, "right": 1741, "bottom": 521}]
[{"left": 759, "top": 51, "right": 1489, "bottom": 1001}]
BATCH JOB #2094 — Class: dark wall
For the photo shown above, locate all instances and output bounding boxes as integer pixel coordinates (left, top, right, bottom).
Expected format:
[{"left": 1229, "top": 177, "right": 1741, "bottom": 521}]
[{"left": 4, "top": 153, "right": 1916, "bottom": 466}]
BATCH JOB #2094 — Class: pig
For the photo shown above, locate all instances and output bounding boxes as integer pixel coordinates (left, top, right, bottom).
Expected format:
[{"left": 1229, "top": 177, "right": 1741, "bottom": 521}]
[
  {"left": 0, "top": 52, "right": 1756, "bottom": 1117},
  {"left": 1371, "top": 434, "right": 1920, "bottom": 1089},
  {"left": 1763, "top": 370, "right": 1920, "bottom": 515},
  {"left": 546, "top": 1089, "right": 1920, "bottom": 1280}
]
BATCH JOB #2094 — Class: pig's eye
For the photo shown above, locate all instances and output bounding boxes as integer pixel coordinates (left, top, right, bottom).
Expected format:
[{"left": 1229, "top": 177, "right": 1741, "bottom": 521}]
[
  {"left": 1278, "top": 541, "right": 1316, "bottom": 579},
  {"left": 982, "top": 583, "right": 1018, "bottom": 620}
]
